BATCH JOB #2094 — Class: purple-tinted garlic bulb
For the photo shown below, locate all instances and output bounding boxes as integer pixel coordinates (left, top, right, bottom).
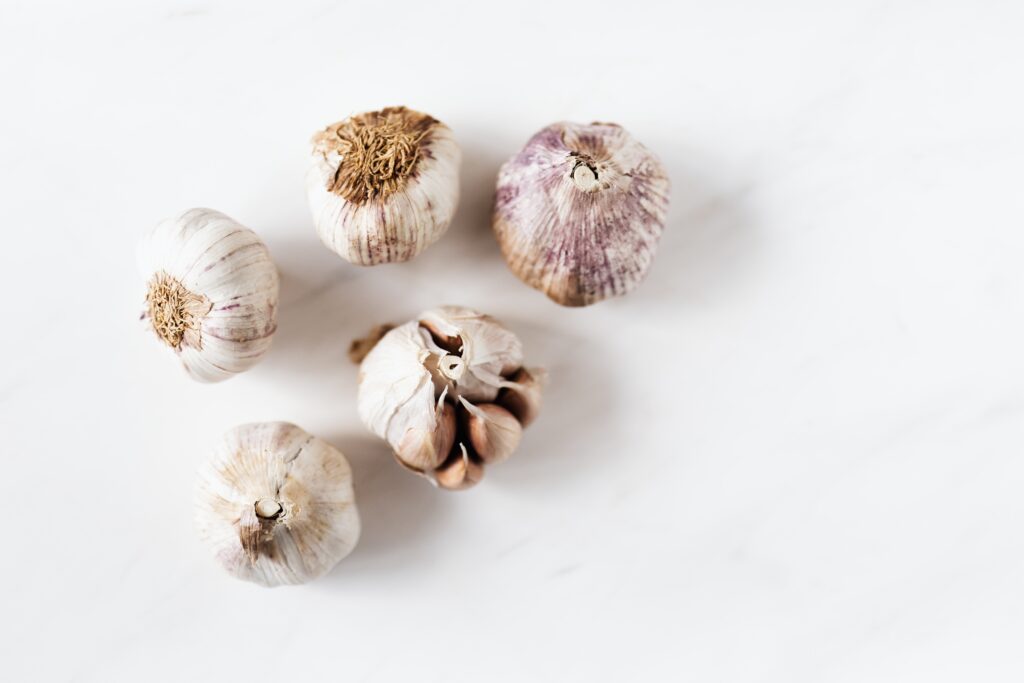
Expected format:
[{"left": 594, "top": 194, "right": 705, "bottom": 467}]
[{"left": 493, "top": 122, "right": 670, "bottom": 306}]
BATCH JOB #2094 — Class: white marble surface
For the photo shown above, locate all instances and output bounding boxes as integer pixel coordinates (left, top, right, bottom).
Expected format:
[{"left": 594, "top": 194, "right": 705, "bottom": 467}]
[{"left": 2, "top": 1, "right": 1023, "bottom": 680}]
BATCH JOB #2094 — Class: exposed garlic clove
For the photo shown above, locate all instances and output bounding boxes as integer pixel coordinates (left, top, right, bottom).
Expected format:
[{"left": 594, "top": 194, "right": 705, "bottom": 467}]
[
  {"left": 434, "top": 443, "right": 485, "bottom": 491},
  {"left": 355, "top": 306, "right": 542, "bottom": 489},
  {"left": 306, "top": 106, "right": 461, "bottom": 265},
  {"left": 195, "top": 422, "right": 360, "bottom": 587},
  {"left": 461, "top": 399, "right": 522, "bottom": 465},
  {"left": 138, "top": 208, "right": 279, "bottom": 383},
  {"left": 493, "top": 121, "right": 670, "bottom": 306},
  {"left": 497, "top": 367, "right": 547, "bottom": 427},
  {"left": 396, "top": 399, "right": 457, "bottom": 471}
]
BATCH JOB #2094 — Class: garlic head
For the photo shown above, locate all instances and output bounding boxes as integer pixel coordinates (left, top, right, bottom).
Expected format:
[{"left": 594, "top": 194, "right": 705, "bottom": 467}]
[
  {"left": 355, "top": 306, "right": 544, "bottom": 490},
  {"left": 493, "top": 121, "right": 670, "bottom": 306},
  {"left": 195, "top": 422, "right": 360, "bottom": 587},
  {"left": 307, "top": 106, "right": 461, "bottom": 265},
  {"left": 138, "top": 208, "right": 279, "bottom": 383}
]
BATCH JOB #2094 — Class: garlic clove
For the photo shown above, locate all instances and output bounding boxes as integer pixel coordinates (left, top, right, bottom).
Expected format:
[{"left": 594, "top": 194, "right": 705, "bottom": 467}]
[
  {"left": 433, "top": 443, "right": 485, "bottom": 491},
  {"left": 138, "top": 208, "right": 279, "bottom": 383},
  {"left": 461, "top": 400, "right": 523, "bottom": 465},
  {"left": 395, "top": 399, "right": 457, "bottom": 471},
  {"left": 497, "top": 367, "right": 547, "bottom": 427},
  {"left": 492, "top": 122, "right": 670, "bottom": 306},
  {"left": 306, "top": 106, "right": 461, "bottom": 265},
  {"left": 195, "top": 422, "right": 360, "bottom": 587}
]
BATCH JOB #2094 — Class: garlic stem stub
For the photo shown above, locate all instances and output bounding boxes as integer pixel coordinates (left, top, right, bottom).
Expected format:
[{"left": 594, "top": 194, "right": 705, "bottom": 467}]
[
  {"left": 195, "top": 422, "right": 361, "bottom": 587},
  {"left": 355, "top": 306, "right": 545, "bottom": 490},
  {"left": 307, "top": 106, "right": 461, "bottom": 265},
  {"left": 493, "top": 121, "right": 670, "bottom": 306},
  {"left": 138, "top": 208, "right": 279, "bottom": 383}
]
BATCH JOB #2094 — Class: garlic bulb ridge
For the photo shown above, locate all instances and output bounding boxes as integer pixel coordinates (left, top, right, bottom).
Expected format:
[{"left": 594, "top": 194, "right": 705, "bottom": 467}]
[
  {"left": 493, "top": 121, "right": 670, "bottom": 306},
  {"left": 355, "top": 306, "right": 544, "bottom": 490},
  {"left": 138, "top": 208, "right": 279, "bottom": 382},
  {"left": 195, "top": 422, "right": 360, "bottom": 587},
  {"left": 307, "top": 106, "right": 461, "bottom": 265}
]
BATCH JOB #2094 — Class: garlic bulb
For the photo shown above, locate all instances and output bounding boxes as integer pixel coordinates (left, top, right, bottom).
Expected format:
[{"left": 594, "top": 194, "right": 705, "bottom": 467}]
[
  {"left": 138, "top": 208, "right": 279, "bottom": 382},
  {"left": 355, "top": 306, "right": 544, "bottom": 490},
  {"left": 493, "top": 121, "right": 670, "bottom": 306},
  {"left": 195, "top": 422, "right": 360, "bottom": 587},
  {"left": 307, "top": 106, "right": 461, "bottom": 265}
]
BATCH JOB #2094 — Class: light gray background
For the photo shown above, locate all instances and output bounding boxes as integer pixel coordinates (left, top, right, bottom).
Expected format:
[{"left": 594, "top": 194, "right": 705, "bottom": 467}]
[{"left": 2, "top": 1, "right": 1022, "bottom": 680}]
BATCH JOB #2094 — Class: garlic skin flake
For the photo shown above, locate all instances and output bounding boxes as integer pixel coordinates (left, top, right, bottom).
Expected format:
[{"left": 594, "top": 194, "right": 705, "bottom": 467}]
[
  {"left": 355, "top": 306, "right": 544, "bottom": 490},
  {"left": 307, "top": 106, "right": 461, "bottom": 265},
  {"left": 138, "top": 208, "right": 279, "bottom": 383},
  {"left": 493, "top": 121, "right": 670, "bottom": 306},
  {"left": 195, "top": 422, "right": 360, "bottom": 587}
]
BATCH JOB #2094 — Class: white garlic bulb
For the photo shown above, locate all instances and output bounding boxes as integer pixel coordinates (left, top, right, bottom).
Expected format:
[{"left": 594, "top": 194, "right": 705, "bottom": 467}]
[
  {"left": 195, "top": 422, "right": 361, "bottom": 587},
  {"left": 138, "top": 208, "right": 279, "bottom": 382},
  {"left": 493, "top": 121, "right": 670, "bottom": 306},
  {"left": 355, "top": 306, "right": 544, "bottom": 490},
  {"left": 307, "top": 106, "right": 461, "bottom": 265}
]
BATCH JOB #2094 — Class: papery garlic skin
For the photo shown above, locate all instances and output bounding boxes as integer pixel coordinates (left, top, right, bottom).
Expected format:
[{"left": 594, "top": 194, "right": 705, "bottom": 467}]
[
  {"left": 138, "top": 208, "right": 279, "bottom": 382},
  {"left": 355, "top": 306, "right": 543, "bottom": 490},
  {"left": 418, "top": 307, "right": 524, "bottom": 401},
  {"left": 358, "top": 306, "right": 522, "bottom": 446},
  {"left": 307, "top": 106, "right": 461, "bottom": 265},
  {"left": 195, "top": 422, "right": 360, "bottom": 587},
  {"left": 493, "top": 122, "right": 670, "bottom": 306}
]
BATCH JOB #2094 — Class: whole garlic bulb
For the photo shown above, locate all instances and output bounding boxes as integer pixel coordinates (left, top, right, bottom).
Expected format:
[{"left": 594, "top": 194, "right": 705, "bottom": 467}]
[
  {"left": 195, "top": 422, "right": 361, "bottom": 587},
  {"left": 307, "top": 106, "right": 461, "bottom": 265},
  {"left": 493, "top": 121, "right": 670, "bottom": 306},
  {"left": 355, "top": 306, "right": 544, "bottom": 490},
  {"left": 138, "top": 208, "right": 279, "bottom": 382}
]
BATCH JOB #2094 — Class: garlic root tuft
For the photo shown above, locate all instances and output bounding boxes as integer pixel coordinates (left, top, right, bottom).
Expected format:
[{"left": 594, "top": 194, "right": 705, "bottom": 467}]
[
  {"left": 145, "top": 271, "right": 211, "bottom": 349},
  {"left": 138, "top": 209, "right": 279, "bottom": 382},
  {"left": 307, "top": 106, "right": 461, "bottom": 265}
]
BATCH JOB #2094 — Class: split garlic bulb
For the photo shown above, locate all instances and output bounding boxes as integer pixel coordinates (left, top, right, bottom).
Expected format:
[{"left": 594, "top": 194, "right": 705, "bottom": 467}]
[
  {"left": 354, "top": 306, "right": 545, "bottom": 490},
  {"left": 195, "top": 422, "right": 360, "bottom": 587},
  {"left": 138, "top": 208, "right": 279, "bottom": 382},
  {"left": 493, "top": 121, "right": 670, "bottom": 306},
  {"left": 307, "top": 106, "right": 461, "bottom": 265}
]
